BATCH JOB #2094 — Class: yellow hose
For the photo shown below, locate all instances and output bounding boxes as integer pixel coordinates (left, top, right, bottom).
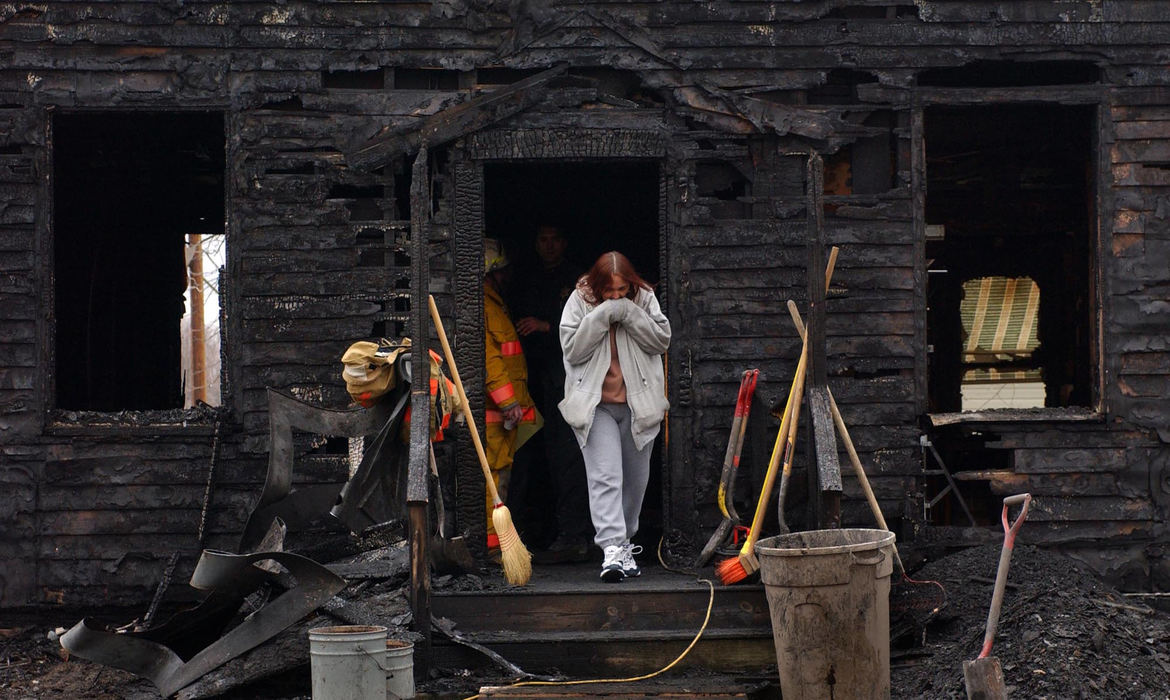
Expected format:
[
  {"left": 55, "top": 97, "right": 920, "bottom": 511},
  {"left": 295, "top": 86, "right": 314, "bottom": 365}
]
[{"left": 461, "top": 575, "right": 716, "bottom": 700}]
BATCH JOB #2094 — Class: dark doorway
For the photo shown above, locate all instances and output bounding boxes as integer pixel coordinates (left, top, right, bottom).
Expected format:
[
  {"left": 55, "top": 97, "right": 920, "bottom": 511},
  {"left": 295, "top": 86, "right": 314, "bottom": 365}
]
[
  {"left": 924, "top": 104, "right": 1094, "bottom": 413},
  {"left": 483, "top": 161, "right": 663, "bottom": 552},
  {"left": 484, "top": 161, "right": 660, "bottom": 279},
  {"left": 53, "top": 112, "right": 226, "bottom": 411}
]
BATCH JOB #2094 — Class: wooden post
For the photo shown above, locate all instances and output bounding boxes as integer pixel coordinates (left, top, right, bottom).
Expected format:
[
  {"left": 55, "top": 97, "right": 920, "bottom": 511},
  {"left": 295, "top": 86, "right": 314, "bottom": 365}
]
[
  {"left": 804, "top": 154, "right": 841, "bottom": 529},
  {"left": 187, "top": 234, "right": 206, "bottom": 405},
  {"left": 407, "top": 146, "right": 432, "bottom": 671}
]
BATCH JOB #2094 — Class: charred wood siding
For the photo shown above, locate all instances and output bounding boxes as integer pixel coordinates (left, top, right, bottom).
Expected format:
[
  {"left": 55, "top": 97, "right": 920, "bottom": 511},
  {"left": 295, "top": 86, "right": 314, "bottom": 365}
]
[
  {"left": 0, "top": 0, "right": 1168, "bottom": 605},
  {"left": 672, "top": 136, "right": 920, "bottom": 541}
]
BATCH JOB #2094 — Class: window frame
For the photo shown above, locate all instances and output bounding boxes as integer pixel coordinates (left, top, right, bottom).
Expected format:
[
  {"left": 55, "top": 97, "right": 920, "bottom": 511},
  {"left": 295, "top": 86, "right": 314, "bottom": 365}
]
[
  {"left": 913, "top": 87, "right": 1107, "bottom": 423},
  {"left": 40, "top": 106, "right": 232, "bottom": 434}
]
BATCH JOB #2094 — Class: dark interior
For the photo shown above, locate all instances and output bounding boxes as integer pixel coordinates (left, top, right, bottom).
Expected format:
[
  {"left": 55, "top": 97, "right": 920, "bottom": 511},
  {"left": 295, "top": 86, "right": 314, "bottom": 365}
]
[
  {"left": 484, "top": 161, "right": 661, "bottom": 283},
  {"left": 53, "top": 112, "right": 225, "bottom": 411},
  {"left": 924, "top": 104, "right": 1094, "bottom": 413}
]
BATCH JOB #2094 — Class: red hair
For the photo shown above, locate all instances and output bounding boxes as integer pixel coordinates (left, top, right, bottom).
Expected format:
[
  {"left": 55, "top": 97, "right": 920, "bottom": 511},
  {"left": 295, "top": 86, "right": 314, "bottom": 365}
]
[{"left": 580, "top": 251, "right": 651, "bottom": 303}]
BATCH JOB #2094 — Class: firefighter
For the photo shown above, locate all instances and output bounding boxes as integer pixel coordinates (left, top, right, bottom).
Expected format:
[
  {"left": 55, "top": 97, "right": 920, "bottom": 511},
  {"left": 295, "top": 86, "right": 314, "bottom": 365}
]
[{"left": 482, "top": 238, "right": 541, "bottom": 554}]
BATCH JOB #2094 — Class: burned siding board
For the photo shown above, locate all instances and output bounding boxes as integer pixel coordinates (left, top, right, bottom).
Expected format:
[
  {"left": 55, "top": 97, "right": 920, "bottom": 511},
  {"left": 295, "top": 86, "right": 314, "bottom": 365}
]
[
  {"left": 958, "top": 471, "right": 1139, "bottom": 498},
  {"left": 239, "top": 249, "right": 368, "bottom": 274},
  {"left": 39, "top": 557, "right": 201, "bottom": 594},
  {"left": 1015, "top": 448, "right": 1132, "bottom": 475},
  {"left": 1025, "top": 496, "right": 1155, "bottom": 523},
  {"left": 38, "top": 533, "right": 239, "bottom": 561},
  {"left": 40, "top": 456, "right": 296, "bottom": 488},
  {"left": 240, "top": 316, "right": 389, "bottom": 340},
  {"left": 239, "top": 295, "right": 392, "bottom": 320},
  {"left": 243, "top": 226, "right": 379, "bottom": 253},
  {"left": 923, "top": 1, "right": 1170, "bottom": 23},
  {"left": 235, "top": 270, "right": 409, "bottom": 296},
  {"left": 687, "top": 266, "right": 914, "bottom": 293},
  {"left": 692, "top": 310, "right": 915, "bottom": 342},
  {"left": 37, "top": 483, "right": 256, "bottom": 512}
]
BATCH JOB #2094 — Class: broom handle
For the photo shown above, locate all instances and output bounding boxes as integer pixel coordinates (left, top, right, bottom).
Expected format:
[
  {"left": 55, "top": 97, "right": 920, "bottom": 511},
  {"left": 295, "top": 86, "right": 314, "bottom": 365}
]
[{"left": 427, "top": 295, "right": 503, "bottom": 506}]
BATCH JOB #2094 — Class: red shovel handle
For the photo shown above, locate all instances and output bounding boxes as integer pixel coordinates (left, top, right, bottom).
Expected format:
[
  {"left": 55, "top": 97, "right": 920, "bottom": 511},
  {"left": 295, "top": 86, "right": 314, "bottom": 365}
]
[
  {"left": 1002, "top": 493, "right": 1032, "bottom": 549},
  {"left": 979, "top": 492, "right": 1032, "bottom": 658}
]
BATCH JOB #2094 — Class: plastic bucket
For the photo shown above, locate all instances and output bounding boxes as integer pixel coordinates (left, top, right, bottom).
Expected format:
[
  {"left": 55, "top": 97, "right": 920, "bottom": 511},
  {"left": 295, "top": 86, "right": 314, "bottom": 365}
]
[
  {"left": 308, "top": 625, "right": 388, "bottom": 700},
  {"left": 385, "top": 639, "right": 415, "bottom": 699},
  {"left": 755, "top": 528, "right": 896, "bottom": 700}
]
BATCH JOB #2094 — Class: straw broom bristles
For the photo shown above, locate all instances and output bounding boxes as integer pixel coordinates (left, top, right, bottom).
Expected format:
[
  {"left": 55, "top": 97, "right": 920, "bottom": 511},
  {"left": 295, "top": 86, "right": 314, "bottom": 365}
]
[{"left": 493, "top": 504, "right": 532, "bottom": 585}]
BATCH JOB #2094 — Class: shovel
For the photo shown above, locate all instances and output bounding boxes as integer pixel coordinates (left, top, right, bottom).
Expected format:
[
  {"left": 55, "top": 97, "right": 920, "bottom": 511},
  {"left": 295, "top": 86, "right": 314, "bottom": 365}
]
[
  {"left": 694, "top": 368, "right": 758, "bottom": 567},
  {"left": 963, "top": 492, "right": 1032, "bottom": 700},
  {"left": 428, "top": 442, "right": 474, "bottom": 574}
]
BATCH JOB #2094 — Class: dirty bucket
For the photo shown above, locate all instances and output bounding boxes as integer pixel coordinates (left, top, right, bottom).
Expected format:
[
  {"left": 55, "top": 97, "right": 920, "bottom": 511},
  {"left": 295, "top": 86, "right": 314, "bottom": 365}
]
[
  {"left": 308, "top": 625, "right": 388, "bottom": 700},
  {"left": 755, "top": 528, "right": 896, "bottom": 700},
  {"left": 385, "top": 639, "right": 415, "bottom": 699}
]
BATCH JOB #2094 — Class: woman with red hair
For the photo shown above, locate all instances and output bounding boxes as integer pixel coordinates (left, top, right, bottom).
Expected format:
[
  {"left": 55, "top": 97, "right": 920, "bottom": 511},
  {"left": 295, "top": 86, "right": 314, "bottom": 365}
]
[{"left": 558, "top": 252, "right": 671, "bottom": 582}]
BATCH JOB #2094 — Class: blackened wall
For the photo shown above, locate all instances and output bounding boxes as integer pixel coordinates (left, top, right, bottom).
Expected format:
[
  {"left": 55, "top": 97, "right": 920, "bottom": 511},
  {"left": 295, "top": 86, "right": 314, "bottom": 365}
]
[{"left": 0, "top": 1, "right": 1168, "bottom": 606}]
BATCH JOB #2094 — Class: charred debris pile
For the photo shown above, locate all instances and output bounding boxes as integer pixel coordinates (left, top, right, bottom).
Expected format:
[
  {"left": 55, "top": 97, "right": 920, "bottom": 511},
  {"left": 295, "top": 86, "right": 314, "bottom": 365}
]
[{"left": 891, "top": 542, "right": 1170, "bottom": 699}]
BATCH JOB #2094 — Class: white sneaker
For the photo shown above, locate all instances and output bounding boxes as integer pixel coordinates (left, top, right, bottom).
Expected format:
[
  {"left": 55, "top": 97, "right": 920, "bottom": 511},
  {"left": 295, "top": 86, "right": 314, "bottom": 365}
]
[
  {"left": 600, "top": 545, "right": 625, "bottom": 582},
  {"left": 620, "top": 544, "right": 643, "bottom": 578}
]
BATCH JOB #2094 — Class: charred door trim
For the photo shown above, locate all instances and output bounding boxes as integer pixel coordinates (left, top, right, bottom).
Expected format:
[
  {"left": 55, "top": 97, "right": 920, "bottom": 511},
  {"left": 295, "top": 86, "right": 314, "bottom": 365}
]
[
  {"left": 449, "top": 125, "right": 672, "bottom": 541},
  {"left": 913, "top": 85, "right": 1108, "bottom": 421}
]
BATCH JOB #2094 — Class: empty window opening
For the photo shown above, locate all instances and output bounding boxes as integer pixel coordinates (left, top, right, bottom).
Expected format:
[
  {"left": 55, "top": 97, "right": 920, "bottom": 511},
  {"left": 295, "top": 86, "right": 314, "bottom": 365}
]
[
  {"left": 483, "top": 161, "right": 662, "bottom": 550},
  {"left": 53, "top": 112, "right": 226, "bottom": 411},
  {"left": 925, "top": 104, "right": 1094, "bottom": 413}
]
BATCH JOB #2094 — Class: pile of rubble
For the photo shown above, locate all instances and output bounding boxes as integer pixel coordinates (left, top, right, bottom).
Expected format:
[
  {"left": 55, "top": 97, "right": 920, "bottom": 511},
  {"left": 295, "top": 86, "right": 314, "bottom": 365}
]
[{"left": 891, "top": 543, "right": 1170, "bottom": 699}]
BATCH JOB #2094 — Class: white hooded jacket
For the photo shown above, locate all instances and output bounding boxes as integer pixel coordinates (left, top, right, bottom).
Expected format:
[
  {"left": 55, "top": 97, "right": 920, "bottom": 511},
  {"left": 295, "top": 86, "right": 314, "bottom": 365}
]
[{"left": 558, "top": 284, "right": 671, "bottom": 450}]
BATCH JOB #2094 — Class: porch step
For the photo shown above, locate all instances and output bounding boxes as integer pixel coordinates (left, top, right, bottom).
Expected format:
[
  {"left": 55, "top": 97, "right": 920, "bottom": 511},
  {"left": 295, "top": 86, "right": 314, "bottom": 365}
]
[
  {"left": 430, "top": 564, "right": 779, "bottom": 676},
  {"left": 477, "top": 677, "right": 777, "bottom": 698}
]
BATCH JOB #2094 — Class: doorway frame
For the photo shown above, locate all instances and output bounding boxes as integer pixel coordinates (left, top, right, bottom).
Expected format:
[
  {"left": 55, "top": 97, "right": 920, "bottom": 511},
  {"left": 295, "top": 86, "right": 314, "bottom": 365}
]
[{"left": 447, "top": 125, "right": 676, "bottom": 538}]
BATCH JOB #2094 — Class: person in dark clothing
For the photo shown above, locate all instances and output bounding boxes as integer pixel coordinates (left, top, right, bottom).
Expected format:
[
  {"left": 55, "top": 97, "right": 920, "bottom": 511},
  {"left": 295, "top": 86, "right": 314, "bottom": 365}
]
[{"left": 510, "top": 225, "right": 593, "bottom": 562}]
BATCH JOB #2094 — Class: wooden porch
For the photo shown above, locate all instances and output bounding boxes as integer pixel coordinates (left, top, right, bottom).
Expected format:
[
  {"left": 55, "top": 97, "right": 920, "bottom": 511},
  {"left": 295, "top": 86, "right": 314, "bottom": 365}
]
[{"left": 428, "top": 558, "right": 780, "bottom": 688}]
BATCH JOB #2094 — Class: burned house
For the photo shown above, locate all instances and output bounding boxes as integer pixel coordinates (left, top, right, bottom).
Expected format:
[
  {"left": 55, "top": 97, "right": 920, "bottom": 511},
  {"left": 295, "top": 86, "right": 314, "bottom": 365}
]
[{"left": 1, "top": 0, "right": 1168, "bottom": 624}]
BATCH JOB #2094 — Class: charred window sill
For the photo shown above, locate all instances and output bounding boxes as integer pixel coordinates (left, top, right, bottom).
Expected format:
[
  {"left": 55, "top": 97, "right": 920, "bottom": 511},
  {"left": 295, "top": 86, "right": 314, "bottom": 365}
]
[
  {"left": 46, "top": 406, "right": 225, "bottom": 437},
  {"left": 928, "top": 407, "right": 1101, "bottom": 428}
]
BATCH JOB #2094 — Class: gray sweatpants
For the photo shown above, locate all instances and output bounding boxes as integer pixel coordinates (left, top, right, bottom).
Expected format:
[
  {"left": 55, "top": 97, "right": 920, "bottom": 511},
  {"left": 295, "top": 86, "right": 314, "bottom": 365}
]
[{"left": 581, "top": 403, "right": 653, "bottom": 548}]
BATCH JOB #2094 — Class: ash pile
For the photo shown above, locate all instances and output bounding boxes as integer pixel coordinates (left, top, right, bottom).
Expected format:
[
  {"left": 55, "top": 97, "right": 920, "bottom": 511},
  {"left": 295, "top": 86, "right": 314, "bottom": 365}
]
[{"left": 891, "top": 543, "right": 1170, "bottom": 699}]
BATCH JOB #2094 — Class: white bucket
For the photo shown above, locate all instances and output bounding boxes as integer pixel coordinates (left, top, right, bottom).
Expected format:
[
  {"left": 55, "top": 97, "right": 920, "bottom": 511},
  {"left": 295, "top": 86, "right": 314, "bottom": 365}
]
[
  {"left": 385, "top": 639, "right": 415, "bottom": 699},
  {"left": 308, "top": 625, "right": 388, "bottom": 700}
]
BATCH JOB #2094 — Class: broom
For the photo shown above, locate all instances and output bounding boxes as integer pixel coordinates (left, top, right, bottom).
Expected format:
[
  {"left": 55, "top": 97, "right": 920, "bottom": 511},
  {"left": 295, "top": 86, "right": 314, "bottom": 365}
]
[
  {"left": 715, "top": 247, "right": 837, "bottom": 585},
  {"left": 427, "top": 295, "right": 532, "bottom": 586}
]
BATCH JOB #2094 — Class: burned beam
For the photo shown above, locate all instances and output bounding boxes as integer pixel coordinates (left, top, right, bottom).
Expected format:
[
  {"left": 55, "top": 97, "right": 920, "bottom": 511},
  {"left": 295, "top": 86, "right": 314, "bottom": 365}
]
[
  {"left": 407, "top": 145, "right": 433, "bottom": 672},
  {"left": 347, "top": 64, "right": 569, "bottom": 171}
]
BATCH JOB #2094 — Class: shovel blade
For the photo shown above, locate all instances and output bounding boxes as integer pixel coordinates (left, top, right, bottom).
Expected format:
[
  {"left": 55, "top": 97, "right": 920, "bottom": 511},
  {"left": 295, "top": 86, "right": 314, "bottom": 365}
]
[{"left": 962, "top": 656, "right": 1006, "bottom": 700}]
